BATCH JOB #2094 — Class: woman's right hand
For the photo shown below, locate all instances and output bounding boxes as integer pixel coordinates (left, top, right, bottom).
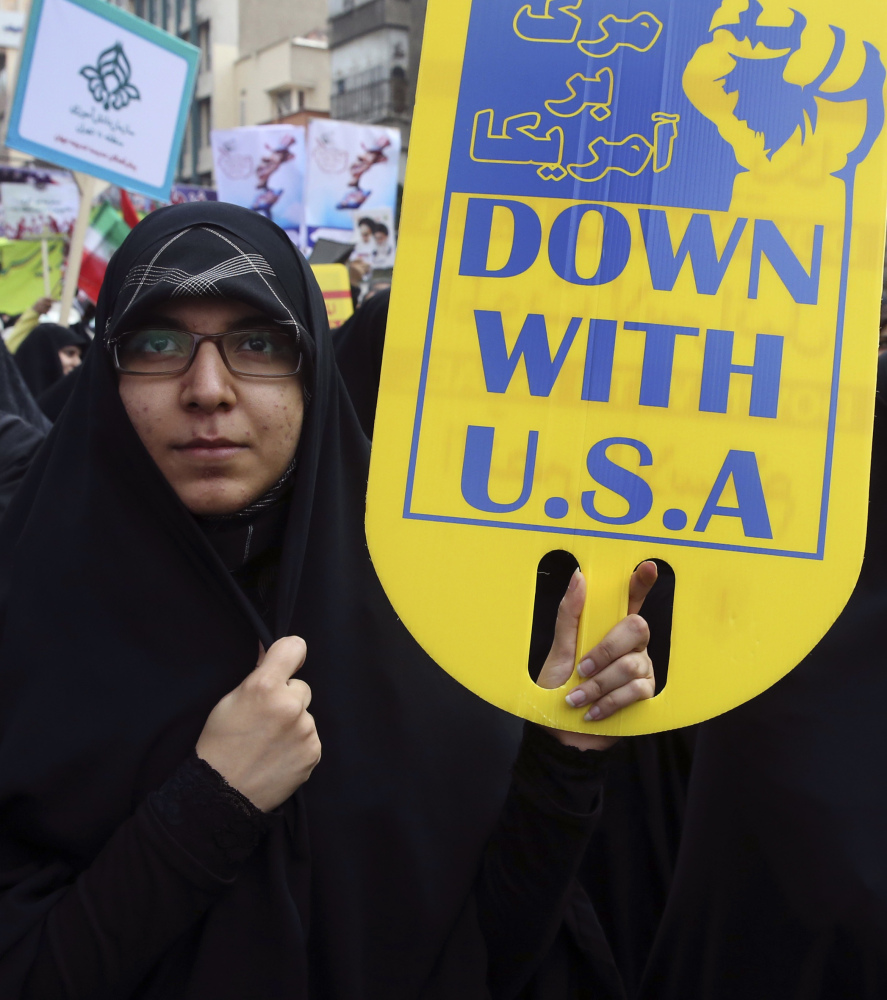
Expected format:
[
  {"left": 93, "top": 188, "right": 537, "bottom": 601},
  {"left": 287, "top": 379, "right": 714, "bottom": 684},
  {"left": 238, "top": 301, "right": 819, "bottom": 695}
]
[{"left": 195, "top": 636, "right": 321, "bottom": 812}]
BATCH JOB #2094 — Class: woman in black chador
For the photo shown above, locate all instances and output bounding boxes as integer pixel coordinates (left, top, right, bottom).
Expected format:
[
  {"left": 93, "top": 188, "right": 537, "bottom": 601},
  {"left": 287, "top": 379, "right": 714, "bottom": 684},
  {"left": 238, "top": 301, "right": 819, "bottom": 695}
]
[{"left": 0, "top": 203, "right": 658, "bottom": 999}]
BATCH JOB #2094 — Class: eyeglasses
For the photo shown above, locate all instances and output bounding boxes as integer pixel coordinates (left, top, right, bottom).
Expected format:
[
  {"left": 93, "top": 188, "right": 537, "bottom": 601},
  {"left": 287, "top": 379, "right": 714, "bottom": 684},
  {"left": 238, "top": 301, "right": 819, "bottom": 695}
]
[{"left": 111, "top": 327, "right": 303, "bottom": 378}]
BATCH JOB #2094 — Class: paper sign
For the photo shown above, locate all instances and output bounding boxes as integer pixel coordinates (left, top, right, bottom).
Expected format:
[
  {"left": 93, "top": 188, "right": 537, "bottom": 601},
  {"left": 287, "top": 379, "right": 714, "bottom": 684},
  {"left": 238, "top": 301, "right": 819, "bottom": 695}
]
[
  {"left": 169, "top": 185, "right": 218, "bottom": 205},
  {"left": 305, "top": 118, "right": 401, "bottom": 240},
  {"left": 311, "top": 263, "right": 354, "bottom": 329},
  {"left": 0, "top": 237, "right": 64, "bottom": 314},
  {"left": 352, "top": 207, "right": 397, "bottom": 269},
  {"left": 6, "top": 0, "right": 198, "bottom": 200},
  {"left": 0, "top": 11, "right": 25, "bottom": 49},
  {"left": 211, "top": 126, "right": 305, "bottom": 244},
  {"left": 366, "top": 0, "right": 887, "bottom": 734},
  {"left": 0, "top": 168, "right": 80, "bottom": 238}
]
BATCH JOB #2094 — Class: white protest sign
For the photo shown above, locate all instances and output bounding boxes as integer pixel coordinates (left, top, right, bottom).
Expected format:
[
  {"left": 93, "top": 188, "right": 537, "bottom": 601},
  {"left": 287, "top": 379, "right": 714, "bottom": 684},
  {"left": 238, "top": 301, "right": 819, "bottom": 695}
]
[
  {"left": 6, "top": 0, "right": 198, "bottom": 200},
  {"left": 0, "top": 11, "right": 25, "bottom": 49},
  {"left": 305, "top": 119, "right": 401, "bottom": 241},
  {"left": 211, "top": 126, "right": 306, "bottom": 244}
]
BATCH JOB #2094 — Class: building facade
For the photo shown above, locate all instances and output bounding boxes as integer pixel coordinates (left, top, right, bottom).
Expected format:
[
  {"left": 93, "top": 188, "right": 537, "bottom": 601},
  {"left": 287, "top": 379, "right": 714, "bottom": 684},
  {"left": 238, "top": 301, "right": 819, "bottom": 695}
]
[
  {"left": 327, "top": 0, "right": 427, "bottom": 179},
  {"left": 235, "top": 0, "right": 329, "bottom": 129},
  {"left": 116, "top": 0, "right": 330, "bottom": 185},
  {"left": 328, "top": 0, "right": 410, "bottom": 173},
  {"left": 116, "top": 0, "right": 238, "bottom": 186}
]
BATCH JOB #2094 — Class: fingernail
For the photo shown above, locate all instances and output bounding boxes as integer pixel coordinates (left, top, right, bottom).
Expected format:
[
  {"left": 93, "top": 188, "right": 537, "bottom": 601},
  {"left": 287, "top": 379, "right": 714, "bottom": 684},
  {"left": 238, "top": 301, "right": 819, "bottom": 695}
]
[
  {"left": 585, "top": 705, "right": 602, "bottom": 721},
  {"left": 568, "top": 568, "right": 581, "bottom": 591},
  {"left": 577, "top": 657, "right": 596, "bottom": 677},
  {"left": 565, "top": 689, "right": 587, "bottom": 707}
]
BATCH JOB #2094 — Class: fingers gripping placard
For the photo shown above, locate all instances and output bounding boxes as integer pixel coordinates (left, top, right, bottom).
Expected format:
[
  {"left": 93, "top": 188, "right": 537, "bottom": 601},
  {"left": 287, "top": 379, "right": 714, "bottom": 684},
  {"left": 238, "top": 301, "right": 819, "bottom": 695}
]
[{"left": 366, "top": 0, "right": 887, "bottom": 734}]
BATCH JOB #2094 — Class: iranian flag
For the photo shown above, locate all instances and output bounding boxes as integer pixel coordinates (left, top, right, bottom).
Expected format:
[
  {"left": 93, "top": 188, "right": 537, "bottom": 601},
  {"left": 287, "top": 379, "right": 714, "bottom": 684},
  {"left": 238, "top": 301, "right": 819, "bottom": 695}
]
[{"left": 78, "top": 201, "right": 132, "bottom": 304}]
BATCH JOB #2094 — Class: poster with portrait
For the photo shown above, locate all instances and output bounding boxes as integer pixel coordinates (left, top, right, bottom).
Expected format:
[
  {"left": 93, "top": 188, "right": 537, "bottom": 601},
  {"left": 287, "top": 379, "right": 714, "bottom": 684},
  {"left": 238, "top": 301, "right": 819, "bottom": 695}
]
[
  {"left": 211, "top": 126, "right": 306, "bottom": 245},
  {"left": 6, "top": 0, "right": 198, "bottom": 200},
  {"left": 352, "top": 206, "right": 397, "bottom": 270},
  {"left": 366, "top": 0, "right": 887, "bottom": 734},
  {"left": 305, "top": 119, "right": 401, "bottom": 243}
]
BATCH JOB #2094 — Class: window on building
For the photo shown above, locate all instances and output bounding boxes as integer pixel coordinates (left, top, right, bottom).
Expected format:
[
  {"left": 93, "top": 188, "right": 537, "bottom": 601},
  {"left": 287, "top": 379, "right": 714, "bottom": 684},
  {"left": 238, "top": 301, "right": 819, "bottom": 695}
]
[
  {"left": 391, "top": 65, "right": 407, "bottom": 114},
  {"left": 198, "top": 98, "right": 212, "bottom": 149},
  {"left": 198, "top": 22, "right": 211, "bottom": 72},
  {"left": 179, "top": 109, "right": 194, "bottom": 180},
  {"left": 298, "top": 90, "right": 305, "bottom": 111},
  {"left": 273, "top": 90, "right": 293, "bottom": 118}
]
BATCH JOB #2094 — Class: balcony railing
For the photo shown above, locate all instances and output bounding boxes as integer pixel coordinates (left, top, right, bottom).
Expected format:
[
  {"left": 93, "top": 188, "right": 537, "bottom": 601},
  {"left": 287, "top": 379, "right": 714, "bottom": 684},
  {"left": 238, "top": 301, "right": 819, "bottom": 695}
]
[
  {"left": 331, "top": 67, "right": 408, "bottom": 123},
  {"left": 329, "top": 0, "right": 410, "bottom": 47}
]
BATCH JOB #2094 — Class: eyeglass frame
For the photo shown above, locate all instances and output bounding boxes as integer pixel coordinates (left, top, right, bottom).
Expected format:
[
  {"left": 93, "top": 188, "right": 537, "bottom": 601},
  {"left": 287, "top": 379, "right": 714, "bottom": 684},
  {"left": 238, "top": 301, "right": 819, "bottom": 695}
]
[{"left": 108, "top": 325, "right": 305, "bottom": 379}]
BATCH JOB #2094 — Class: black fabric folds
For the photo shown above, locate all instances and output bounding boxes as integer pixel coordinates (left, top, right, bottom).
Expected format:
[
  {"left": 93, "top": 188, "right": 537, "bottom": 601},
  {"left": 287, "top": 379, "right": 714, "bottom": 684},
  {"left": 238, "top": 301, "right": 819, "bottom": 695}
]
[
  {"left": 333, "top": 287, "right": 389, "bottom": 439},
  {"left": 0, "top": 339, "right": 50, "bottom": 517},
  {"left": 332, "top": 294, "right": 694, "bottom": 999},
  {"left": 0, "top": 203, "right": 622, "bottom": 999},
  {"left": 638, "top": 353, "right": 887, "bottom": 999},
  {"left": 34, "top": 364, "right": 80, "bottom": 421},
  {"left": 0, "top": 338, "right": 51, "bottom": 433},
  {"left": 0, "top": 413, "right": 45, "bottom": 519}
]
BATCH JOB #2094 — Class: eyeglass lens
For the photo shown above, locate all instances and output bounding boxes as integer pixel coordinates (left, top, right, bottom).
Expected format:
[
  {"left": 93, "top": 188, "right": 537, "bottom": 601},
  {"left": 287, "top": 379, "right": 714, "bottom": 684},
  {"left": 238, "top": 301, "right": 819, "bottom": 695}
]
[{"left": 116, "top": 329, "right": 301, "bottom": 376}]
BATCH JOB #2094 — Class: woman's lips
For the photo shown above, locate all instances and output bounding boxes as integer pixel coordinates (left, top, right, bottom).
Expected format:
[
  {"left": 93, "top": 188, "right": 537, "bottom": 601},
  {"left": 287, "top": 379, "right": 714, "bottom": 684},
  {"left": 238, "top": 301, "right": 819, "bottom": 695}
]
[{"left": 174, "top": 438, "right": 248, "bottom": 460}]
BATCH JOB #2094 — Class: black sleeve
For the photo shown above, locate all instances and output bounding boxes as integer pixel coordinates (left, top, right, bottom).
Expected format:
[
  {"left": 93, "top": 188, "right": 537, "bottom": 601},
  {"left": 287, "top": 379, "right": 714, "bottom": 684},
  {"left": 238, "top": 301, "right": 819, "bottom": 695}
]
[
  {"left": 0, "top": 412, "right": 46, "bottom": 519},
  {"left": 20, "top": 753, "right": 269, "bottom": 1000},
  {"left": 476, "top": 723, "right": 610, "bottom": 999}
]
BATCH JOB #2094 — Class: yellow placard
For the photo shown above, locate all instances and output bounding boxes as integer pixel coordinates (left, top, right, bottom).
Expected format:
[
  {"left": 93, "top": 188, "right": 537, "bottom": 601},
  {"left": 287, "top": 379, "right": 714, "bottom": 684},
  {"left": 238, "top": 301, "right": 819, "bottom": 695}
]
[
  {"left": 310, "top": 262, "right": 354, "bottom": 329},
  {"left": 366, "top": 0, "right": 887, "bottom": 734},
  {"left": 0, "top": 237, "right": 64, "bottom": 315}
]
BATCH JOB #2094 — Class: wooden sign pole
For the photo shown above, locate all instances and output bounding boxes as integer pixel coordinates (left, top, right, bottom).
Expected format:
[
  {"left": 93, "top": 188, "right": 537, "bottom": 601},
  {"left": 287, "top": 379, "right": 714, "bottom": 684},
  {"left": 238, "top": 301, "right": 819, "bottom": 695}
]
[
  {"left": 40, "top": 238, "right": 51, "bottom": 298},
  {"left": 58, "top": 172, "right": 96, "bottom": 328}
]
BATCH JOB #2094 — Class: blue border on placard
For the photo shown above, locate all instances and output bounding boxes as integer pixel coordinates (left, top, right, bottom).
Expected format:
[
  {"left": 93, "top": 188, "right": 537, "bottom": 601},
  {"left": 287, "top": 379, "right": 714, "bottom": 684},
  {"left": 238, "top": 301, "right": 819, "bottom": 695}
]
[
  {"left": 401, "top": 17, "right": 886, "bottom": 562},
  {"left": 6, "top": 0, "right": 199, "bottom": 201},
  {"left": 401, "top": 189, "right": 844, "bottom": 560}
]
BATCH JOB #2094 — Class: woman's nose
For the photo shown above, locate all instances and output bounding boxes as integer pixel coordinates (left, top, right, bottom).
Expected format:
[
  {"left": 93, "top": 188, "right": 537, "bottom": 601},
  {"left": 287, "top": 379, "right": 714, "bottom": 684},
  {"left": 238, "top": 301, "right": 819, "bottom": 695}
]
[{"left": 181, "top": 340, "right": 237, "bottom": 410}]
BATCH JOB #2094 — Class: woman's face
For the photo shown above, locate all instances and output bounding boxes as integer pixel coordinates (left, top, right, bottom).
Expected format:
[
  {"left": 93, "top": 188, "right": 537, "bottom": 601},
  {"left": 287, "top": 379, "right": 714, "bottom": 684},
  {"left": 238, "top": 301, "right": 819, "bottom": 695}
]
[
  {"left": 59, "top": 345, "right": 82, "bottom": 376},
  {"left": 118, "top": 297, "right": 304, "bottom": 516}
]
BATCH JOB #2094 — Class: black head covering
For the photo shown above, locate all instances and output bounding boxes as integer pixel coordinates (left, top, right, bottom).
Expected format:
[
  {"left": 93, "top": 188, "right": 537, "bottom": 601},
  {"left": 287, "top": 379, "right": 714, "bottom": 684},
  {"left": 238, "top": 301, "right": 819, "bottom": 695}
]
[
  {"left": 13, "top": 322, "right": 89, "bottom": 398},
  {"left": 638, "top": 353, "right": 887, "bottom": 999},
  {"left": 0, "top": 337, "right": 50, "bottom": 433},
  {"left": 333, "top": 287, "right": 389, "bottom": 439},
  {"left": 0, "top": 203, "right": 532, "bottom": 999}
]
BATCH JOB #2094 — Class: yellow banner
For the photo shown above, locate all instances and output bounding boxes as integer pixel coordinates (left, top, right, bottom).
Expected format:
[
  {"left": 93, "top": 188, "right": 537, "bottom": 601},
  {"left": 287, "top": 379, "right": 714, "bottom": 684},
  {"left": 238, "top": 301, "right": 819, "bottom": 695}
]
[
  {"left": 310, "top": 263, "right": 354, "bottom": 330},
  {"left": 367, "top": 0, "right": 887, "bottom": 734},
  {"left": 0, "top": 237, "right": 64, "bottom": 315}
]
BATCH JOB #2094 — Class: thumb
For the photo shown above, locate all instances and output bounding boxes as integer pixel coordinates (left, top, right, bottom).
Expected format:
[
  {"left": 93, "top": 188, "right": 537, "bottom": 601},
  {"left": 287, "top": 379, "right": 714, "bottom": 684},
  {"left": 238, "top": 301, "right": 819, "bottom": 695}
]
[
  {"left": 628, "top": 561, "right": 658, "bottom": 617},
  {"left": 252, "top": 635, "right": 307, "bottom": 685}
]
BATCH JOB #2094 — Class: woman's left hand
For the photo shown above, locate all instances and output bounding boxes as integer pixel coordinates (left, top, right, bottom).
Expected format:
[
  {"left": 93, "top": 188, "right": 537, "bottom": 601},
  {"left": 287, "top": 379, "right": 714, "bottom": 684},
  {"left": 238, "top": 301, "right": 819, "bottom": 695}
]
[{"left": 536, "top": 562, "right": 658, "bottom": 751}]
